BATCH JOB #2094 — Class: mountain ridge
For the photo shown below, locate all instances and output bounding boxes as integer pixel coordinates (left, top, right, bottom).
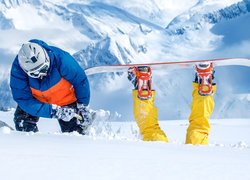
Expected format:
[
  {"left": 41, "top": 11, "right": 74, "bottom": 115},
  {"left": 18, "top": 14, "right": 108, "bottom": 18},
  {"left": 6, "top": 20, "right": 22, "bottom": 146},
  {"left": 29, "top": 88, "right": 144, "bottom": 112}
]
[{"left": 0, "top": 0, "right": 249, "bottom": 119}]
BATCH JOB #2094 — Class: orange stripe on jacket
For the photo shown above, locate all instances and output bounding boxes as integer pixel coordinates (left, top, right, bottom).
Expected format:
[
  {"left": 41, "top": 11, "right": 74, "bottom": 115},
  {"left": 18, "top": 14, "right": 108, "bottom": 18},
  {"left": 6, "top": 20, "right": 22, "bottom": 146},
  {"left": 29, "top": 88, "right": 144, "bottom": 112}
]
[{"left": 31, "top": 78, "right": 77, "bottom": 106}]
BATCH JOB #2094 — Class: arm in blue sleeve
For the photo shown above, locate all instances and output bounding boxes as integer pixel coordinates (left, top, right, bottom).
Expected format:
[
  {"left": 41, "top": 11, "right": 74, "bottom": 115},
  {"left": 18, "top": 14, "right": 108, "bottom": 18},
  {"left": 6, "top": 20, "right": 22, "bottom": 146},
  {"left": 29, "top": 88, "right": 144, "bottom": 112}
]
[
  {"left": 56, "top": 50, "right": 90, "bottom": 105},
  {"left": 10, "top": 58, "right": 52, "bottom": 118}
]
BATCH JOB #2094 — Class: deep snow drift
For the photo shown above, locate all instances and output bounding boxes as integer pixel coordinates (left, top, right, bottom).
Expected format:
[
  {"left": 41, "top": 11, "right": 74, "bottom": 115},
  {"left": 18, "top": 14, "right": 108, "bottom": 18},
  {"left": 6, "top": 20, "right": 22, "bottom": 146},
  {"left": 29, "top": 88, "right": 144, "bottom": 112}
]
[{"left": 0, "top": 110, "right": 250, "bottom": 180}]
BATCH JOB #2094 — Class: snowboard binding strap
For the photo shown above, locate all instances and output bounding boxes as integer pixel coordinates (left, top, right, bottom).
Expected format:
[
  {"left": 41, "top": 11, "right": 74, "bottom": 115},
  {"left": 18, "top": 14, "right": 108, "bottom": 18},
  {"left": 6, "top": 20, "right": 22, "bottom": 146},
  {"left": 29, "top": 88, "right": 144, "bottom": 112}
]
[
  {"left": 132, "top": 66, "right": 152, "bottom": 100},
  {"left": 195, "top": 62, "right": 214, "bottom": 96}
]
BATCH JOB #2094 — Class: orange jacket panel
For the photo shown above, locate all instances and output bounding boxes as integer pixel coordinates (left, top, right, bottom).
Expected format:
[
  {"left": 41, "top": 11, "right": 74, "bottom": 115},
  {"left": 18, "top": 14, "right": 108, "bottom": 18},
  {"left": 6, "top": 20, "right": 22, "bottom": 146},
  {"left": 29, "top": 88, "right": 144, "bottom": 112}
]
[{"left": 30, "top": 78, "right": 77, "bottom": 106}]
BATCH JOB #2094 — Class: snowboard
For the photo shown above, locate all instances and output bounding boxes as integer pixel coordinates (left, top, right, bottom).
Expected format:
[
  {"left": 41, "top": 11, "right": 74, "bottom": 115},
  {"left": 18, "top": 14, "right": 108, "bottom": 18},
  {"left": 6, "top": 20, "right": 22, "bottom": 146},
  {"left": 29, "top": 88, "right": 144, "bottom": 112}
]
[{"left": 84, "top": 58, "right": 250, "bottom": 75}]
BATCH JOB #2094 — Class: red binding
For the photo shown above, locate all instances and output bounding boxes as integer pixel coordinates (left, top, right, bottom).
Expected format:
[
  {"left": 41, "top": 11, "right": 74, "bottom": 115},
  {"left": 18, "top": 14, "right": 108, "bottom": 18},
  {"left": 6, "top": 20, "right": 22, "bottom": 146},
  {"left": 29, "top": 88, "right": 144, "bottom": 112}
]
[
  {"left": 132, "top": 66, "right": 152, "bottom": 100},
  {"left": 195, "top": 63, "right": 213, "bottom": 96}
]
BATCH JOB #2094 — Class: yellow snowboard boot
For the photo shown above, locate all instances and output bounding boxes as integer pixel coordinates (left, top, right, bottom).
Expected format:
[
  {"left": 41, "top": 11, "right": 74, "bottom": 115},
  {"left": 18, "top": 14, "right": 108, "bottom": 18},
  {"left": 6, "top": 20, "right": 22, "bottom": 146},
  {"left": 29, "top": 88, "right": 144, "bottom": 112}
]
[{"left": 133, "top": 90, "right": 168, "bottom": 142}]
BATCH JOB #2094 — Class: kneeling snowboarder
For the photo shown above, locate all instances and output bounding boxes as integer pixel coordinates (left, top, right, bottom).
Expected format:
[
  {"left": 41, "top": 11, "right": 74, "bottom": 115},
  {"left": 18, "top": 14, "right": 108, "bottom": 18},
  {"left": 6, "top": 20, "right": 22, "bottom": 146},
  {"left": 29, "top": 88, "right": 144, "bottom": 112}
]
[{"left": 10, "top": 39, "right": 94, "bottom": 134}]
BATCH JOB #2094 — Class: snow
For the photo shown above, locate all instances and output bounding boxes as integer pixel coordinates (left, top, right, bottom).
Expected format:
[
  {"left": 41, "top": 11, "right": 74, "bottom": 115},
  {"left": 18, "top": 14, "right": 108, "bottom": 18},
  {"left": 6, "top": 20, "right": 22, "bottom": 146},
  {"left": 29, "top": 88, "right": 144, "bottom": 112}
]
[
  {"left": 0, "top": 110, "right": 250, "bottom": 180},
  {"left": 0, "top": 1, "right": 250, "bottom": 179},
  {"left": 1, "top": 2, "right": 90, "bottom": 55}
]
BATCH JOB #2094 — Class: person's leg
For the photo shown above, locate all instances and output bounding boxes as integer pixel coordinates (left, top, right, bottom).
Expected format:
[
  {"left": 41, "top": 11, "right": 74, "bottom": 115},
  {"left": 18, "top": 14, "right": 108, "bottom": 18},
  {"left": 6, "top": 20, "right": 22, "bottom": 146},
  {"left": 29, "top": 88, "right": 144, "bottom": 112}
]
[
  {"left": 14, "top": 106, "right": 39, "bottom": 132},
  {"left": 58, "top": 117, "right": 87, "bottom": 134},
  {"left": 133, "top": 90, "right": 168, "bottom": 142},
  {"left": 186, "top": 82, "right": 216, "bottom": 145}
]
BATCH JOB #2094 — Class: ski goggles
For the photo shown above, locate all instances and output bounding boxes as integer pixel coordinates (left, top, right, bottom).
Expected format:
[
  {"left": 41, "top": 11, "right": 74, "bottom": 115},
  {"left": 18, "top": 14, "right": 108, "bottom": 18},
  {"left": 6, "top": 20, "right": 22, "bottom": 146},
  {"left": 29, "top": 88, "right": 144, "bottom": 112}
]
[{"left": 26, "top": 62, "right": 49, "bottom": 79}]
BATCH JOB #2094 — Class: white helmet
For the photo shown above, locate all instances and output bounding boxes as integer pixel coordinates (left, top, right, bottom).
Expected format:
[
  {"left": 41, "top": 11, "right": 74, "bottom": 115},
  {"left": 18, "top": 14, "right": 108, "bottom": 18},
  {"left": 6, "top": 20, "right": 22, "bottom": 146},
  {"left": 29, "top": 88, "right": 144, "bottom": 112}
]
[{"left": 18, "top": 42, "right": 50, "bottom": 78}]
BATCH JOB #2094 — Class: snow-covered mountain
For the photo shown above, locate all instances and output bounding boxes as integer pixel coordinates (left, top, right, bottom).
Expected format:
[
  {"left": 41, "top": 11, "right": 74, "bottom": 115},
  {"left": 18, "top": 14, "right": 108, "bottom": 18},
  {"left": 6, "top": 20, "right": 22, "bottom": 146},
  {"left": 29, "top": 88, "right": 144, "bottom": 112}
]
[
  {"left": 0, "top": 0, "right": 250, "bottom": 120},
  {"left": 166, "top": 0, "right": 250, "bottom": 34}
]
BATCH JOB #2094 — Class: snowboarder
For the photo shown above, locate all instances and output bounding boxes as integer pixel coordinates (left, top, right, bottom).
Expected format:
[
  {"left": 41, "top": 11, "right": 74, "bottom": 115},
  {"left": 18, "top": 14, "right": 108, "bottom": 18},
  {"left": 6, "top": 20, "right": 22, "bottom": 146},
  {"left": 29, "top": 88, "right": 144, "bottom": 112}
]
[
  {"left": 10, "top": 39, "right": 93, "bottom": 134},
  {"left": 128, "top": 63, "right": 216, "bottom": 145}
]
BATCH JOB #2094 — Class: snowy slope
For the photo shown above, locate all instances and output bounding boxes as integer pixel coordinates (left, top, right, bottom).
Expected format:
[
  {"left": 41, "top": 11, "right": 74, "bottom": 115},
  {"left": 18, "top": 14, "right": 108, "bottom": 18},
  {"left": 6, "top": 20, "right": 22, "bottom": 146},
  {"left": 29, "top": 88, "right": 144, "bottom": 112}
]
[
  {"left": 0, "top": 111, "right": 250, "bottom": 180},
  {"left": 0, "top": 1, "right": 250, "bottom": 179},
  {"left": 166, "top": 0, "right": 248, "bottom": 34},
  {"left": 0, "top": 0, "right": 250, "bottom": 120}
]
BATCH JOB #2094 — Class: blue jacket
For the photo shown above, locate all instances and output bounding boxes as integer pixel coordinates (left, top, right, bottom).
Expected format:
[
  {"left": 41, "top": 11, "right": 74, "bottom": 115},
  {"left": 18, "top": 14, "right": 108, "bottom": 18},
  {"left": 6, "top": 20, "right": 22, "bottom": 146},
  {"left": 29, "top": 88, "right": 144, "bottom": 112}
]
[{"left": 10, "top": 39, "right": 90, "bottom": 118}]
